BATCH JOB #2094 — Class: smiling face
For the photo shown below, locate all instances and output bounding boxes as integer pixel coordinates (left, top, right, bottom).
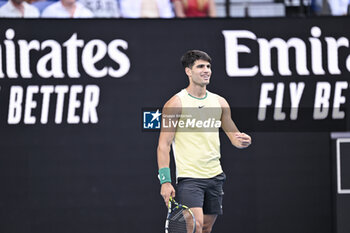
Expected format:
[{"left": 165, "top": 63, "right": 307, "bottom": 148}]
[{"left": 186, "top": 59, "right": 212, "bottom": 87}]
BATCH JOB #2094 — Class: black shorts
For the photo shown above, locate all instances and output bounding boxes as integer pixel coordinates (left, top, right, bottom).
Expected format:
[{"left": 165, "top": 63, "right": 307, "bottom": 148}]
[{"left": 176, "top": 172, "right": 226, "bottom": 215}]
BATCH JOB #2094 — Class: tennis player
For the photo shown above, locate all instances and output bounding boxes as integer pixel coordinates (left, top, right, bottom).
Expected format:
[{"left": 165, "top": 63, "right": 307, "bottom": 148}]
[{"left": 157, "top": 50, "right": 251, "bottom": 233}]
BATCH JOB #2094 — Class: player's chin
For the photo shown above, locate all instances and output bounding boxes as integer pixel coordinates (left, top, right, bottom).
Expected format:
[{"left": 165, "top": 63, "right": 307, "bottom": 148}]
[{"left": 200, "top": 81, "right": 209, "bottom": 87}]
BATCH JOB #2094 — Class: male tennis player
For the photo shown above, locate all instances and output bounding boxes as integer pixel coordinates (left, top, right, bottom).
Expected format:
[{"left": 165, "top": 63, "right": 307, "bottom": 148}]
[{"left": 157, "top": 50, "right": 251, "bottom": 233}]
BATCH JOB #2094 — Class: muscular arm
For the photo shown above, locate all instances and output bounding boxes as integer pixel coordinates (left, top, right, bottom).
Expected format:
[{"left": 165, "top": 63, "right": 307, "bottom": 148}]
[
  {"left": 218, "top": 96, "right": 251, "bottom": 148},
  {"left": 157, "top": 95, "right": 182, "bottom": 206}
]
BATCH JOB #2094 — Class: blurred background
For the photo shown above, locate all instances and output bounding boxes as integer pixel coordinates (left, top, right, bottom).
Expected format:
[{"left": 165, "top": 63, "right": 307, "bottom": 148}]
[{"left": 0, "top": 0, "right": 348, "bottom": 18}]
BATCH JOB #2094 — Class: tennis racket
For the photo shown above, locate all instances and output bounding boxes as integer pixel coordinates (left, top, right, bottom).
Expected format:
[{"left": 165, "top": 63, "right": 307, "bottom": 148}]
[{"left": 165, "top": 197, "right": 196, "bottom": 233}]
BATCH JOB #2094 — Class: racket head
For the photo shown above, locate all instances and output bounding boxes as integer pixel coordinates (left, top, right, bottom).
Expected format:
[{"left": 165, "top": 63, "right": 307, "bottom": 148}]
[{"left": 165, "top": 197, "right": 196, "bottom": 233}]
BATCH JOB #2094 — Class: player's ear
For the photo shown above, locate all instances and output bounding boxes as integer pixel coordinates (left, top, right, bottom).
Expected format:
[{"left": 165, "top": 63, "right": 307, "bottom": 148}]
[{"left": 185, "top": 67, "right": 191, "bottom": 76}]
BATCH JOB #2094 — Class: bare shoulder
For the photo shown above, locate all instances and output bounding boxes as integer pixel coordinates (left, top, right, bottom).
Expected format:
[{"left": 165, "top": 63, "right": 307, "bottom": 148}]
[
  {"left": 163, "top": 94, "right": 182, "bottom": 116},
  {"left": 164, "top": 94, "right": 182, "bottom": 108},
  {"left": 215, "top": 94, "right": 230, "bottom": 108}
]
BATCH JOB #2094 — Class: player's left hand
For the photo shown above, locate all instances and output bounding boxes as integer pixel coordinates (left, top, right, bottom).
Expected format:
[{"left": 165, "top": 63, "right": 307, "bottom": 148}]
[{"left": 234, "top": 132, "right": 251, "bottom": 148}]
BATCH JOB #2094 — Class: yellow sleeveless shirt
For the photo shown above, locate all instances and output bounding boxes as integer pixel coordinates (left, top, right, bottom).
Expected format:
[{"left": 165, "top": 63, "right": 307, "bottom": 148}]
[{"left": 172, "top": 89, "right": 223, "bottom": 179}]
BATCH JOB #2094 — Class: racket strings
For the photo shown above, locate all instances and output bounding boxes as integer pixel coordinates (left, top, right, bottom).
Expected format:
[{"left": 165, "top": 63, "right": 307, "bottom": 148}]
[{"left": 168, "top": 208, "right": 195, "bottom": 233}]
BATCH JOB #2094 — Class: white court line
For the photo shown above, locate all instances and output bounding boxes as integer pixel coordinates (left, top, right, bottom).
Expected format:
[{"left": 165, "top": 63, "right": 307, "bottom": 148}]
[{"left": 336, "top": 138, "right": 350, "bottom": 194}]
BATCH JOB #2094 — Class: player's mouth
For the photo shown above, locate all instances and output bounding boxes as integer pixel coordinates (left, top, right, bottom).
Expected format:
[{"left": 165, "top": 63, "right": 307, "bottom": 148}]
[{"left": 201, "top": 74, "right": 210, "bottom": 80}]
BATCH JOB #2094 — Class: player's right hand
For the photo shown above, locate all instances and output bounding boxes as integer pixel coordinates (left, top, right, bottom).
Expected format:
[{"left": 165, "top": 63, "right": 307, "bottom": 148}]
[{"left": 160, "top": 182, "right": 175, "bottom": 207}]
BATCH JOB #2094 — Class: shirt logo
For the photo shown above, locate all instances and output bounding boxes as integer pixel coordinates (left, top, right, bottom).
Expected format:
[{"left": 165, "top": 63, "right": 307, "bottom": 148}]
[{"left": 198, "top": 105, "right": 205, "bottom": 109}]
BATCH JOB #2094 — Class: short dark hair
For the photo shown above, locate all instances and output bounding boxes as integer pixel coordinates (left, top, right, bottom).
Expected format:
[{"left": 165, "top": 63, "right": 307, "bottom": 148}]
[{"left": 181, "top": 50, "right": 211, "bottom": 69}]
